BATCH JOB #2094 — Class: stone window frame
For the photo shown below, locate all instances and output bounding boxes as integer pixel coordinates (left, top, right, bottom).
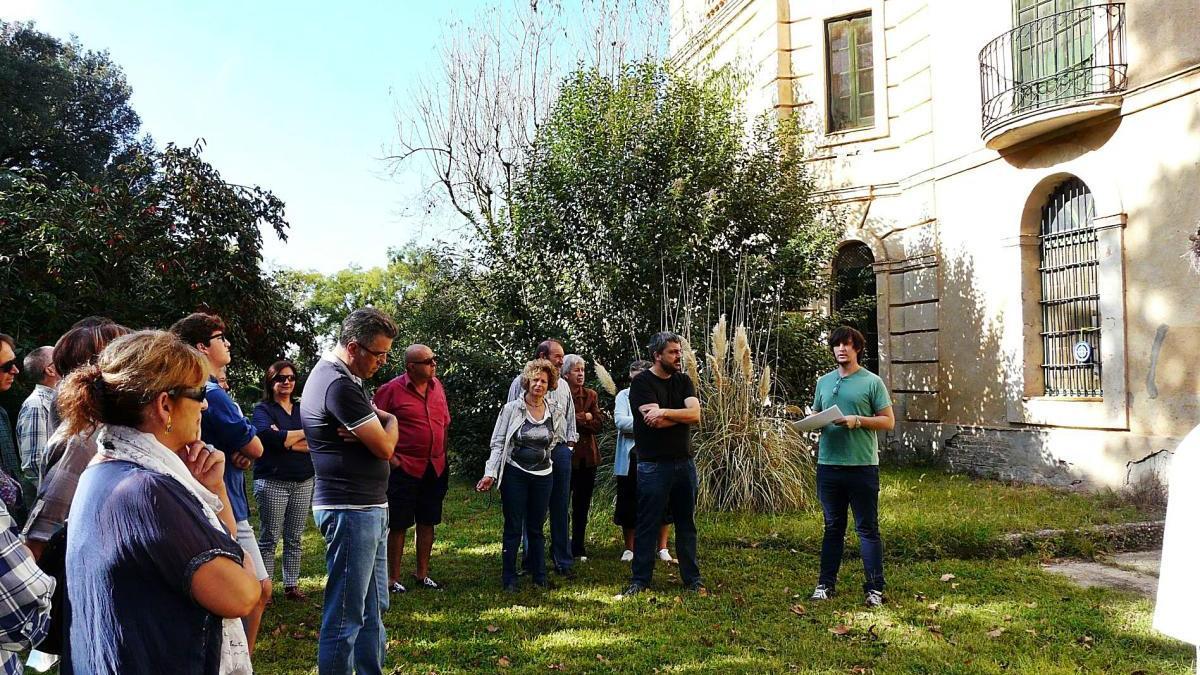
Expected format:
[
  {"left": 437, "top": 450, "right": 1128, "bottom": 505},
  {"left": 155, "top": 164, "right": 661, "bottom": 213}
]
[
  {"left": 1009, "top": 171, "right": 1129, "bottom": 430},
  {"left": 809, "top": 0, "right": 891, "bottom": 147}
]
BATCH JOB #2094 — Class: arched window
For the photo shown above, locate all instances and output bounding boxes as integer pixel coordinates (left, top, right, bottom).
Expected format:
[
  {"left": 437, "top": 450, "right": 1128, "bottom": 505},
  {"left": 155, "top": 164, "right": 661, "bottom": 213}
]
[
  {"left": 1039, "top": 177, "right": 1101, "bottom": 397},
  {"left": 832, "top": 242, "right": 878, "bottom": 373}
]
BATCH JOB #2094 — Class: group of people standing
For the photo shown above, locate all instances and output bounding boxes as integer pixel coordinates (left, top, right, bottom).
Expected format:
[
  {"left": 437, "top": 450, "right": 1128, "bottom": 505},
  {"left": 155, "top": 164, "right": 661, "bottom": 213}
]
[{"left": 0, "top": 304, "right": 897, "bottom": 675}]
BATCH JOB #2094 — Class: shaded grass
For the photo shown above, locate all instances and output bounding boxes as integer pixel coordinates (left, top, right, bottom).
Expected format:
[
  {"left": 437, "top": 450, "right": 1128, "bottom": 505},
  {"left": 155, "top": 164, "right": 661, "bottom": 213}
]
[{"left": 252, "top": 468, "right": 1190, "bottom": 674}]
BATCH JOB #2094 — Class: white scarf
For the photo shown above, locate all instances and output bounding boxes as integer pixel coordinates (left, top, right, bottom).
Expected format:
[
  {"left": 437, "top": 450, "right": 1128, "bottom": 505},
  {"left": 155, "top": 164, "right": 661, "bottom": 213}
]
[{"left": 95, "top": 425, "right": 253, "bottom": 675}]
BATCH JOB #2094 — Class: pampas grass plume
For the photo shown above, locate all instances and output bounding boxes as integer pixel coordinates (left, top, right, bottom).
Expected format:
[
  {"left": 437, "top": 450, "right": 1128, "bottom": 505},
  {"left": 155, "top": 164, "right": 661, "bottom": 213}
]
[{"left": 594, "top": 361, "right": 617, "bottom": 396}]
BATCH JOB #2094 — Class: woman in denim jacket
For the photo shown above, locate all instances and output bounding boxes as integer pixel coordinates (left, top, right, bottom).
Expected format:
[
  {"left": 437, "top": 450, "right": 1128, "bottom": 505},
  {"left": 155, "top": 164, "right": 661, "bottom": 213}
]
[{"left": 476, "top": 359, "right": 568, "bottom": 591}]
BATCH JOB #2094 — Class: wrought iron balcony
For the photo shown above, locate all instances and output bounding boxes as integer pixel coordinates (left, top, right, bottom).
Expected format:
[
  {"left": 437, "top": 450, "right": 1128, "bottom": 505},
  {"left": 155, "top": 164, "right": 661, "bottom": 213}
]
[{"left": 979, "top": 3, "right": 1126, "bottom": 149}]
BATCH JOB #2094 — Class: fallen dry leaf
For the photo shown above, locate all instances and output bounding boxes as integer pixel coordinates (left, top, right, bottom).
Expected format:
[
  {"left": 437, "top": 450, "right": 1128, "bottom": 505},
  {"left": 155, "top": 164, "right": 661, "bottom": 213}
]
[
  {"left": 498, "top": 656, "right": 512, "bottom": 668},
  {"left": 789, "top": 604, "right": 807, "bottom": 616},
  {"left": 927, "top": 602, "right": 941, "bottom": 612},
  {"left": 697, "top": 587, "right": 710, "bottom": 598},
  {"left": 940, "top": 574, "right": 956, "bottom": 582},
  {"left": 1024, "top": 602, "right": 1037, "bottom": 608},
  {"left": 548, "top": 664, "right": 565, "bottom": 671},
  {"left": 674, "top": 595, "right": 683, "bottom": 604},
  {"left": 830, "top": 625, "right": 852, "bottom": 636},
  {"left": 1025, "top": 629, "right": 1038, "bottom": 636},
  {"left": 928, "top": 625, "right": 944, "bottom": 637},
  {"left": 951, "top": 583, "right": 960, "bottom": 590},
  {"left": 987, "top": 627, "right": 1006, "bottom": 638},
  {"left": 850, "top": 667, "right": 868, "bottom": 674},
  {"left": 595, "top": 655, "right": 608, "bottom": 663},
  {"left": 486, "top": 624, "right": 500, "bottom": 633},
  {"left": 914, "top": 592, "right": 927, "bottom": 601},
  {"left": 1003, "top": 615, "right": 1013, "bottom": 622}
]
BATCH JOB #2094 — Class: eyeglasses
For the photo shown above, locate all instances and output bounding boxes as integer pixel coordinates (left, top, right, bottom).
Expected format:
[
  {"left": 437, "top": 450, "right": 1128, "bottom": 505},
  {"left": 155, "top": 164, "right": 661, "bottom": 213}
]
[
  {"left": 353, "top": 342, "right": 389, "bottom": 360},
  {"left": 408, "top": 357, "right": 438, "bottom": 366},
  {"left": 272, "top": 374, "right": 297, "bottom": 383},
  {"left": 208, "top": 332, "right": 230, "bottom": 345},
  {"left": 832, "top": 376, "right": 848, "bottom": 398},
  {"left": 0, "top": 358, "right": 18, "bottom": 374},
  {"left": 168, "top": 385, "right": 208, "bottom": 402}
]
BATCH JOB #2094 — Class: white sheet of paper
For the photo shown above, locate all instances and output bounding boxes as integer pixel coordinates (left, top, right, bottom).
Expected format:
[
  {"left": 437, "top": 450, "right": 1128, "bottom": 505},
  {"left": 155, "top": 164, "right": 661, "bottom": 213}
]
[{"left": 791, "top": 405, "right": 843, "bottom": 432}]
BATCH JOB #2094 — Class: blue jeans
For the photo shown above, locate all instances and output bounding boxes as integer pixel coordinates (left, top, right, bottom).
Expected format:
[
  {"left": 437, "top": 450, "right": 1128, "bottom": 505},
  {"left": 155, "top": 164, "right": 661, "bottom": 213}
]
[
  {"left": 501, "top": 467, "right": 553, "bottom": 585},
  {"left": 522, "top": 443, "right": 573, "bottom": 572},
  {"left": 313, "top": 507, "right": 390, "bottom": 675},
  {"left": 631, "top": 458, "right": 701, "bottom": 587},
  {"left": 816, "top": 464, "right": 885, "bottom": 593}
]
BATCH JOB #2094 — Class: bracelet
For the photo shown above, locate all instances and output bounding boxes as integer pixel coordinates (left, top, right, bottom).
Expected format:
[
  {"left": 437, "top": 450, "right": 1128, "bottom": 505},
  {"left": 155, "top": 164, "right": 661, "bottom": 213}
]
[{"left": 853, "top": 415, "right": 862, "bottom": 430}]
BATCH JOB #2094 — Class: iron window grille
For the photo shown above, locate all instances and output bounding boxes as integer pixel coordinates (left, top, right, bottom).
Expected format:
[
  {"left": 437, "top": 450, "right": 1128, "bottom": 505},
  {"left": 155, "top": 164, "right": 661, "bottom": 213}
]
[{"left": 1039, "top": 177, "right": 1102, "bottom": 397}]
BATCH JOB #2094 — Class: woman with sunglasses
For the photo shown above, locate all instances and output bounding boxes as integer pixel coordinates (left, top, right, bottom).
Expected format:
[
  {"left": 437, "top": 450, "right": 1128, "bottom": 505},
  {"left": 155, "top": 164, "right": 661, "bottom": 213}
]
[
  {"left": 58, "top": 330, "right": 260, "bottom": 674},
  {"left": 250, "top": 360, "right": 314, "bottom": 601}
]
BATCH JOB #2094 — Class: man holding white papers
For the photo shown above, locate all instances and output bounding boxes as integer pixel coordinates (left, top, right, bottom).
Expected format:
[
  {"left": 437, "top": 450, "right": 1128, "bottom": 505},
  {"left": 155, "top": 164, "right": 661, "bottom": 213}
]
[{"left": 809, "top": 326, "right": 894, "bottom": 608}]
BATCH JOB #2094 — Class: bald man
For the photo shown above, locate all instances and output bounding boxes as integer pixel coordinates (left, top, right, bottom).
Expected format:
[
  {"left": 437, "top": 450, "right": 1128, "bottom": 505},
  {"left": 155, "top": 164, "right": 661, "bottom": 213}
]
[{"left": 373, "top": 344, "right": 451, "bottom": 592}]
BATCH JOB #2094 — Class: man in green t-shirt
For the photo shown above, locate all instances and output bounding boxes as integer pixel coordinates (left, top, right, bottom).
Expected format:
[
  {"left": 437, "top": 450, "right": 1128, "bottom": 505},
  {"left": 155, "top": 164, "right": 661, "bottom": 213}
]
[{"left": 809, "top": 326, "right": 895, "bottom": 608}]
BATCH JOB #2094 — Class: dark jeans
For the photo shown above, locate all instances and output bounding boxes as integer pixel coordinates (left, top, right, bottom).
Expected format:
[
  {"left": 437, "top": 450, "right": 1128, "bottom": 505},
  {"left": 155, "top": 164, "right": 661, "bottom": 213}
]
[
  {"left": 501, "top": 467, "right": 553, "bottom": 585},
  {"left": 631, "top": 458, "right": 700, "bottom": 587},
  {"left": 571, "top": 464, "right": 597, "bottom": 557},
  {"left": 816, "top": 464, "right": 885, "bottom": 593},
  {"left": 522, "top": 443, "right": 573, "bottom": 572}
]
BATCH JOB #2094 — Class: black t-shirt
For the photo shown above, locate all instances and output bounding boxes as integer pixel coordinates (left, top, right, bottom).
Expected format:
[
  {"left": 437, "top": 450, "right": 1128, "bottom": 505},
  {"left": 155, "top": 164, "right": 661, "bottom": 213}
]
[
  {"left": 300, "top": 356, "right": 388, "bottom": 507},
  {"left": 628, "top": 369, "right": 697, "bottom": 462}
]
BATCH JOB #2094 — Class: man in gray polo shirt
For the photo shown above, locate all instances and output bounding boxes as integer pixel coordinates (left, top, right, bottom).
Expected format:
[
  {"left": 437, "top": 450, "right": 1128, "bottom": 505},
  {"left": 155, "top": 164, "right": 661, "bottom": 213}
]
[{"left": 301, "top": 308, "right": 400, "bottom": 675}]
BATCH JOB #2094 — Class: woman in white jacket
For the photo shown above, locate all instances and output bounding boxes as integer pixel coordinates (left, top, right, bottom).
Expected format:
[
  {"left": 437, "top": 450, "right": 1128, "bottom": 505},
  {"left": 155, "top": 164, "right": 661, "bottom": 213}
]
[
  {"left": 1154, "top": 424, "right": 1200, "bottom": 669},
  {"left": 476, "top": 359, "right": 568, "bottom": 592}
]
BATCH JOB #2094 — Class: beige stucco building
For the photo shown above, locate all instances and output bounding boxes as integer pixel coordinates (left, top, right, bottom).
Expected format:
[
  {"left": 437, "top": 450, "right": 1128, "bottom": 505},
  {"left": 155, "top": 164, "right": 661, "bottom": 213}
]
[{"left": 670, "top": 0, "right": 1200, "bottom": 487}]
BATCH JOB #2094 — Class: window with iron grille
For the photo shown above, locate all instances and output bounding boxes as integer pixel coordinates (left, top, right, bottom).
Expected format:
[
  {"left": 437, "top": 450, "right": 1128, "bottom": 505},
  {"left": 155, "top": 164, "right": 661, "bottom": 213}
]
[
  {"left": 826, "top": 13, "right": 874, "bottom": 132},
  {"left": 1039, "top": 177, "right": 1101, "bottom": 397}
]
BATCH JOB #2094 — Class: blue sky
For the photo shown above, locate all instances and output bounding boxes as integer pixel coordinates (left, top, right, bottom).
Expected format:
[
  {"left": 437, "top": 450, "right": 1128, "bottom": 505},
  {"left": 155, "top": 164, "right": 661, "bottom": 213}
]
[{"left": 4, "top": 0, "right": 489, "bottom": 273}]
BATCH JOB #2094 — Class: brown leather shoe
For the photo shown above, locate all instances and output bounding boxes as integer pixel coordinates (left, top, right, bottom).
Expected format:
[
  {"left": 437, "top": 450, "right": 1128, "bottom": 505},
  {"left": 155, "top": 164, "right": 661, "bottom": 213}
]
[{"left": 284, "top": 586, "right": 307, "bottom": 601}]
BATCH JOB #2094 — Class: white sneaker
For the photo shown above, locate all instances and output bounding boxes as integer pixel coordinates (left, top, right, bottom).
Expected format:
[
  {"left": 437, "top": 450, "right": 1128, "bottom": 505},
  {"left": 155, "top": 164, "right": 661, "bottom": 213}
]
[
  {"left": 620, "top": 549, "right": 634, "bottom": 562},
  {"left": 865, "top": 589, "right": 884, "bottom": 608},
  {"left": 658, "top": 548, "right": 673, "bottom": 562},
  {"left": 810, "top": 584, "right": 833, "bottom": 601}
]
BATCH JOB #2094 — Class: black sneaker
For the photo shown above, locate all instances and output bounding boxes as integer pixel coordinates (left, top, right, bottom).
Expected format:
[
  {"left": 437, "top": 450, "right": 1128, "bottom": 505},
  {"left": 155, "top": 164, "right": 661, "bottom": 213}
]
[
  {"left": 534, "top": 579, "right": 557, "bottom": 590},
  {"left": 619, "top": 583, "right": 646, "bottom": 598},
  {"left": 685, "top": 581, "right": 708, "bottom": 594},
  {"left": 554, "top": 566, "right": 576, "bottom": 579},
  {"left": 502, "top": 582, "right": 519, "bottom": 593},
  {"left": 810, "top": 584, "right": 834, "bottom": 601}
]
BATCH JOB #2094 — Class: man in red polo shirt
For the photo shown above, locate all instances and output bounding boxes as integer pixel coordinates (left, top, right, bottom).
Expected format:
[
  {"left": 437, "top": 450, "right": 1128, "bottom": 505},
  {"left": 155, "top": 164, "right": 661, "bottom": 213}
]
[{"left": 374, "top": 343, "right": 451, "bottom": 592}]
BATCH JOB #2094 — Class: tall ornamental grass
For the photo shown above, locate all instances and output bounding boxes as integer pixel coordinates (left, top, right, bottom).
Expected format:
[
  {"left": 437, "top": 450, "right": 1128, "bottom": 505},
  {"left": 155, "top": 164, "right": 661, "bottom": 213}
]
[{"left": 685, "top": 315, "right": 817, "bottom": 514}]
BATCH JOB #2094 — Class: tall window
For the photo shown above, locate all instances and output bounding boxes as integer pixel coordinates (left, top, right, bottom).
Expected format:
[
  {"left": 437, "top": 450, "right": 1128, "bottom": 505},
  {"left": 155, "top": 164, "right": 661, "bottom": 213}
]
[
  {"left": 826, "top": 14, "right": 874, "bottom": 132},
  {"left": 833, "top": 242, "right": 879, "bottom": 374},
  {"left": 1012, "top": 0, "right": 1093, "bottom": 113},
  {"left": 1039, "top": 177, "right": 1102, "bottom": 397}
]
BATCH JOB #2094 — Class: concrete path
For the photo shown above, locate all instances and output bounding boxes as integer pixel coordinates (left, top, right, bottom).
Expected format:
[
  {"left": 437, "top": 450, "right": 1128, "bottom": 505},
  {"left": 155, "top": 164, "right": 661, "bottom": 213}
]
[{"left": 1042, "top": 550, "right": 1161, "bottom": 597}]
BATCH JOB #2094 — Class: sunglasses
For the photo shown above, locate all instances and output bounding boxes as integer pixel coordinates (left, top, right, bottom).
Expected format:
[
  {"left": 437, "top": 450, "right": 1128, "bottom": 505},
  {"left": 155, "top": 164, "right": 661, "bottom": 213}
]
[
  {"left": 208, "top": 332, "right": 230, "bottom": 345},
  {"left": 272, "top": 374, "right": 297, "bottom": 383},
  {"left": 168, "top": 385, "right": 208, "bottom": 402},
  {"left": 408, "top": 357, "right": 438, "bottom": 366},
  {"left": 0, "top": 358, "right": 17, "bottom": 374},
  {"left": 353, "top": 342, "right": 389, "bottom": 359}
]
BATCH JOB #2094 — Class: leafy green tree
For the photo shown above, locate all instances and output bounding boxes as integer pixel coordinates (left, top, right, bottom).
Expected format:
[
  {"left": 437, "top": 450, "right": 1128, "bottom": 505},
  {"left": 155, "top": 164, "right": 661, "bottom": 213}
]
[
  {"left": 490, "top": 62, "right": 837, "bottom": 382},
  {"left": 283, "top": 246, "right": 518, "bottom": 473},
  {"left": 0, "top": 21, "right": 142, "bottom": 181},
  {"left": 0, "top": 143, "right": 315, "bottom": 394}
]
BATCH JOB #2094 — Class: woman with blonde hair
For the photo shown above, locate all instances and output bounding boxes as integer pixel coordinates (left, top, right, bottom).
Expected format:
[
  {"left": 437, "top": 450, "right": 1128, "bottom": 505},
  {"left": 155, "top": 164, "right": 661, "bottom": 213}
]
[
  {"left": 57, "top": 330, "right": 261, "bottom": 674},
  {"left": 476, "top": 359, "right": 568, "bottom": 592}
]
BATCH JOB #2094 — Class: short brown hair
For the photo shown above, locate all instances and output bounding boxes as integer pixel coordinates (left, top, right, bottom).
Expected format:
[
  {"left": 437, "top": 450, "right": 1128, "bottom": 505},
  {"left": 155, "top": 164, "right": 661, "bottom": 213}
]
[
  {"left": 57, "top": 330, "right": 209, "bottom": 437},
  {"left": 170, "top": 312, "right": 226, "bottom": 349},
  {"left": 339, "top": 308, "right": 398, "bottom": 348},
  {"left": 827, "top": 325, "right": 866, "bottom": 354},
  {"left": 520, "top": 358, "right": 559, "bottom": 392},
  {"left": 53, "top": 321, "right": 132, "bottom": 376},
  {"left": 0, "top": 334, "right": 14, "bottom": 352}
]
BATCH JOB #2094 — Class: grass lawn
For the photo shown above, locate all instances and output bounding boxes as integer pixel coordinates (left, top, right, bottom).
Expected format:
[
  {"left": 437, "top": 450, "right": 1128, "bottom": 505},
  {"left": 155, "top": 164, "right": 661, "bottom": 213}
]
[{"left": 253, "top": 468, "right": 1193, "bottom": 674}]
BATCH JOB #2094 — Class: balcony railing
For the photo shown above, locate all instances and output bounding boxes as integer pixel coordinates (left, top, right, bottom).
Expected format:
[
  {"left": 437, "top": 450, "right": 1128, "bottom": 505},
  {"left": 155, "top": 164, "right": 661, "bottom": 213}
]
[{"left": 980, "top": 3, "right": 1126, "bottom": 139}]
